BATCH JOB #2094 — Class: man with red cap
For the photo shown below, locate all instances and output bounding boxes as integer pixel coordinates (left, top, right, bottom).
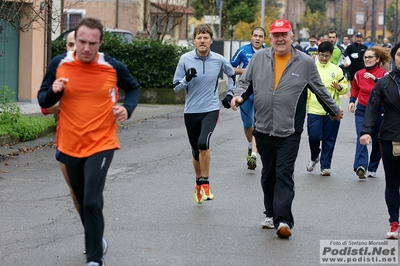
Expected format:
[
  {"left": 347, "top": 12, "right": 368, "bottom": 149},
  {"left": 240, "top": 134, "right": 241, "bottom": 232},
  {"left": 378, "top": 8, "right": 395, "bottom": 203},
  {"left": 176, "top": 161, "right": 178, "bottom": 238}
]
[{"left": 230, "top": 19, "right": 343, "bottom": 238}]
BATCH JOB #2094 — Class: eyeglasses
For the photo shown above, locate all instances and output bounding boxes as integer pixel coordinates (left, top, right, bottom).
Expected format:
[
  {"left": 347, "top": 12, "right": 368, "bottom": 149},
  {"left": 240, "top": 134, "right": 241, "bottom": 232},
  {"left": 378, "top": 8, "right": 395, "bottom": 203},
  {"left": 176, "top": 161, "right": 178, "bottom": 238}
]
[
  {"left": 364, "top": 55, "right": 376, "bottom": 60},
  {"left": 318, "top": 53, "right": 331, "bottom": 59},
  {"left": 310, "top": 41, "right": 316, "bottom": 43}
]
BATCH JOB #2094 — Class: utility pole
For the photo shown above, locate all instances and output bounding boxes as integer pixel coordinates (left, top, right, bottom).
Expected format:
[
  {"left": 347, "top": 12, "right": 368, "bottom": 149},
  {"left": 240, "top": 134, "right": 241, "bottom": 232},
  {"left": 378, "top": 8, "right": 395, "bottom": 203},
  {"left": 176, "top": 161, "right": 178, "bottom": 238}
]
[
  {"left": 395, "top": 0, "right": 398, "bottom": 42},
  {"left": 116, "top": 0, "right": 119, "bottom": 28},
  {"left": 392, "top": 0, "right": 398, "bottom": 71},
  {"left": 216, "top": 0, "right": 224, "bottom": 39},
  {"left": 371, "top": 0, "right": 376, "bottom": 42},
  {"left": 383, "top": 0, "right": 387, "bottom": 38},
  {"left": 46, "top": 0, "right": 53, "bottom": 66},
  {"left": 349, "top": 0, "right": 353, "bottom": 30},
  {"left": 260, "top": 0, "right": 265, "bottom": 28},
  {"left": 339, "top": 0, "right": 343, "bottom": 40}
]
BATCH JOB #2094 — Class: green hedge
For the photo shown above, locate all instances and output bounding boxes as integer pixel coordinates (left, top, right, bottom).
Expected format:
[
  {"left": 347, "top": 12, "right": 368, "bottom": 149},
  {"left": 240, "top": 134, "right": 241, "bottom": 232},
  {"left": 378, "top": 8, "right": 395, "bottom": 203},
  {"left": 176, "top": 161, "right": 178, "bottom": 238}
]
[
  {"left": 0, "top": 86, "right": 56, "bottom": 141},
  {"left": 52, "top": 33, "right": 191, "bottom": 89}
]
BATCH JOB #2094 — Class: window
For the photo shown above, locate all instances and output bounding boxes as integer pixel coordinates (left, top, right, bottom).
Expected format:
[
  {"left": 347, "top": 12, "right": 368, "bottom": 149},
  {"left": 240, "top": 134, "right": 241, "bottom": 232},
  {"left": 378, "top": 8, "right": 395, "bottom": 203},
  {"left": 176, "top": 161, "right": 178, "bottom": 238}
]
[
  {"left": 356, "top": 12, "right": 364, "bottom": 24},
  {"left": 292, "top": 1, "right": 294, "bottom": 15},
  {"left": 378, "top": 13, "right": 384, "bottom": 25},
  {"left": 298, "top": 2, "right": 302, "bottom": 20},
  {"left": 62, "top": 9, "right": 86, "bottom": 32}
]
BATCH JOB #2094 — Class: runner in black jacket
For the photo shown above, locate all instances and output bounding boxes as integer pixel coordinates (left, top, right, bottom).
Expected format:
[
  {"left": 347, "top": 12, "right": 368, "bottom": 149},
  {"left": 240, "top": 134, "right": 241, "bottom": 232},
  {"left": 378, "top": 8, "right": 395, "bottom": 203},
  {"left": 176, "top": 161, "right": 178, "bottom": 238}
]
[
  {"left": 345, "top": 32, "right": 368, "bottom": 81},
  {"left": 360, "top": 41, "right": 400, "bottom": 239}
]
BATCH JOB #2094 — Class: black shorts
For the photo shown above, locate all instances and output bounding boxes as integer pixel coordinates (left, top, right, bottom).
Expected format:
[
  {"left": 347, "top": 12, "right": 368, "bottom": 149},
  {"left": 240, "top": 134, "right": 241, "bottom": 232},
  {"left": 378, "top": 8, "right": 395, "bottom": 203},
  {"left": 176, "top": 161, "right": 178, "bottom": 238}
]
[{"left": 55, "top": 148, "right": 65, "bottom": 164}]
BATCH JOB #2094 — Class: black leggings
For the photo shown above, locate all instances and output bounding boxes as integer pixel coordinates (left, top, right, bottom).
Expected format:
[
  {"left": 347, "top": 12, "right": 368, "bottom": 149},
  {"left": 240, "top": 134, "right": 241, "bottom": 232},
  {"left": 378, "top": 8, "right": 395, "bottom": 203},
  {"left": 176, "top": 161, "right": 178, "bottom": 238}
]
[
  {"left": 184, "top": 110, "right": 219, "bottom": 160},
  {"left": 63, "top": 149, "right": 114, "bottom": 263}
]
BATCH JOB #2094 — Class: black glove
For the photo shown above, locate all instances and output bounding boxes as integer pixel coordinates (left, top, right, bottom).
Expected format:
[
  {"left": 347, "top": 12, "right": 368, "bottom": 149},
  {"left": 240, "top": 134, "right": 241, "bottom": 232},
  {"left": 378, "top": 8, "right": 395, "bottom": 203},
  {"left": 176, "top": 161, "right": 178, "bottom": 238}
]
[
  {"left": 221, "top": 94, "right": 233, "bottom": 108},
  {"left": 339, "top": 64, "right": 345, "bottom": 70},
  {"left": 185, "top": 68, "right": 197, "bottom": 82}
]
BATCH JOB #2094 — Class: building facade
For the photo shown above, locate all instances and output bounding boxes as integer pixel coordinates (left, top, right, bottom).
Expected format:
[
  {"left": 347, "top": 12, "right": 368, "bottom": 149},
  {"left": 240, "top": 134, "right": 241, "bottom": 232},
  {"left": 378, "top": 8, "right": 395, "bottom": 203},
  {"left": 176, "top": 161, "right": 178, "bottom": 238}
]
[{"left": 1, "top": 0, "right": 394, "bottom": 102}]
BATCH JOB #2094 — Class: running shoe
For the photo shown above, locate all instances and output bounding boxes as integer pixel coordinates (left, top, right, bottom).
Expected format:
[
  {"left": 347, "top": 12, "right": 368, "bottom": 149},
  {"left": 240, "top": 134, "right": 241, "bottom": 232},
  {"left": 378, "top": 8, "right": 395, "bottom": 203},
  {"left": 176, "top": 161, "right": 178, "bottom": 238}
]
[
  {"left": 385, "top": 222, "right": 399, "bottom": 239},
  {"left": 86, "top": 261, "right": 105, "bottom": 266},
  {"left": 247, "top": 155, "right": 257, "bottom": 170},
  {"left": 194, "top": 184, "right": 204, "bottom": 204},
  {"left": 201, "top": 183, "right": 214, "bottom": 201},
  {"left": 356, "top": 166, "right": 366, "bottom": 179},
  {"left": 306, "top": 157, "right": 319, "bottom": 172},
  {"left": 367, "top": 171, "right": 376, "bottom": 178},
  {"left": 261, "top": 217, "right": 274, "bottom": 229},
  {"left": 320, "top": 169, "right": 331, "bottom": 176},
  {"left": 86, "top": 260, "right": 105, "bottom": 266},
  {"left": 276, "top": 222, "right": 292, "bottom": 238}
]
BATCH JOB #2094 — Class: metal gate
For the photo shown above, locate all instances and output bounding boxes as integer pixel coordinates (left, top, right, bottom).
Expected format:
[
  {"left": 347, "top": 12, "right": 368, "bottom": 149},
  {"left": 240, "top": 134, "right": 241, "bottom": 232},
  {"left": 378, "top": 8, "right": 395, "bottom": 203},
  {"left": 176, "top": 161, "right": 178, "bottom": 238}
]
[{"left": 0, "top": 19, "right": 20, "bottom": 101}]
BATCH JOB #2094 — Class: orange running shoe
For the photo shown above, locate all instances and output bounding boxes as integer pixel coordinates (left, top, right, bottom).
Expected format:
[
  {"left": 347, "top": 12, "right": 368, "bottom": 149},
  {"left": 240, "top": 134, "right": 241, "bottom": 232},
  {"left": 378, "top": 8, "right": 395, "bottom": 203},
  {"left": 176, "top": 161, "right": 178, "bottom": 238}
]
[
  {"left": 194, "top": 184, "right": 204, "bottom": 204},
  {"left": 201, "top": 183, "right": 214, "bottom": 201}
]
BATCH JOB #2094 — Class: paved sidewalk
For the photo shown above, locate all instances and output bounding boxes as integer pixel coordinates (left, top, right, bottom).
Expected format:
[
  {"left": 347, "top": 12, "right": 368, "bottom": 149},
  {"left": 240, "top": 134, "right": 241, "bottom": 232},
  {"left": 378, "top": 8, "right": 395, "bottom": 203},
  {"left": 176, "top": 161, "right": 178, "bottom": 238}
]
[
  {"left": 0, "top": 102, "right": 184, "bottom": 158},
  {"left": 14, "top": 102, "right": 183, "bottom": 119}
]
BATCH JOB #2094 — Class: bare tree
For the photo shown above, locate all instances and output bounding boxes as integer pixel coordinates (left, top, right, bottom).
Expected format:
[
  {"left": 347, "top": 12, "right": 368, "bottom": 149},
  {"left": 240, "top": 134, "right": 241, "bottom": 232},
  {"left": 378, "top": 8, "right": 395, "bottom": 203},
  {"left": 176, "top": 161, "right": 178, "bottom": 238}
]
[
  {"left": 358, "top": 0, "right": 372, "bottom": 36},
  {"left": 0, "top": 0, "right": 47, "bottom": 32},
  {"left": 0, "top": 0, "right": 84, "bottom": 33},
  {"left": 123, "top": 0, "right": 192, "bottom": 41}
]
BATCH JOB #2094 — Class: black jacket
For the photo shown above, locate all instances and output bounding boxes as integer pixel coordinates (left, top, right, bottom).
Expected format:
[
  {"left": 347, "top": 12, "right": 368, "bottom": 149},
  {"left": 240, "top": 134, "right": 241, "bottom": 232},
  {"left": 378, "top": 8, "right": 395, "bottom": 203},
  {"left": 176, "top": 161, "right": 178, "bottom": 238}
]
[
  {"left": 345, "top": 43, "right": 368, "bottom": 80},
  {"left": 362, "top": 71, "right": 400, "bottom": 141}
]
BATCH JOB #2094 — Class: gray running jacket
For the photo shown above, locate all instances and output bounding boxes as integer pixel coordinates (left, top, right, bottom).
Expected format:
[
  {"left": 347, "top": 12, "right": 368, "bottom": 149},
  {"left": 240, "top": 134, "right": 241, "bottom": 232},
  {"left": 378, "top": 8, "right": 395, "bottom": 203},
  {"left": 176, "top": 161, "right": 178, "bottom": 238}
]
[{"left": 236, "top": 46, "right": 341, "bottom": 137}]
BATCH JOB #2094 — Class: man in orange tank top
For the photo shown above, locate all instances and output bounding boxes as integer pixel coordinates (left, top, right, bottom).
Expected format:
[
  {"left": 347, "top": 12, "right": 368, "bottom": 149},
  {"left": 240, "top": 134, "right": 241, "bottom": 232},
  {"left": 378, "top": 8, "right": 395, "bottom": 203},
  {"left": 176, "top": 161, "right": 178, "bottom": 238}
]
[{"left": 38, "top": 17, "right": 140, "bottom": 266}]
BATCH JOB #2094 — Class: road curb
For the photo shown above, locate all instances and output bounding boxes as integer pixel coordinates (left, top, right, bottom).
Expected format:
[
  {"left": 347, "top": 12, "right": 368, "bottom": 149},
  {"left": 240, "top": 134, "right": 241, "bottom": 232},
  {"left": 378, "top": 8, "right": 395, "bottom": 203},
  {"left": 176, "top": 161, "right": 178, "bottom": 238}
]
[{"left": 0, "top": 104, "right": 184, "bottom": 160}]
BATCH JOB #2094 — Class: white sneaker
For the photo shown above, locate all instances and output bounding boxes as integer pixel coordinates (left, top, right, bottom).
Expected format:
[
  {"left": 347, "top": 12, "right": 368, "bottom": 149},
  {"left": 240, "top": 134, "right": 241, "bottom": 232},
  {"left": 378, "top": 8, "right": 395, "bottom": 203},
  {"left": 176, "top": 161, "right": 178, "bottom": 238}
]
[
  {"left": 276, "top": 222, "right": 292, "bottom": 238},
  {"left": 261, "top": 217, "right": 274, "bottom": 229},
  {"left": 306, "top": 157, "right": 319, "bottom": 172},
  {"left": 86, "top": 262, "right": 100, "bottom": 266},
  {"left": 86, "top": 261, "right": 105, "bottom": 266},
  {"left": 367, "top": 172, "right": 376, "bottom": 178},
  {"left": 320, "top": 169, "right": 331, "bottom": 176}
]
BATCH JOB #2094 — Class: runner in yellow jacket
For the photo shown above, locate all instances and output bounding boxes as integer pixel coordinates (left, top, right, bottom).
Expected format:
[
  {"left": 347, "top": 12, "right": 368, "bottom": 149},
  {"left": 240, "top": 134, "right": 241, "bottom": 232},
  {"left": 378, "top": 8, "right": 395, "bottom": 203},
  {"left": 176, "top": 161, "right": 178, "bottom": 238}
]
[{"left": 306, "top": 41, "right": 348, "bottom": 176}]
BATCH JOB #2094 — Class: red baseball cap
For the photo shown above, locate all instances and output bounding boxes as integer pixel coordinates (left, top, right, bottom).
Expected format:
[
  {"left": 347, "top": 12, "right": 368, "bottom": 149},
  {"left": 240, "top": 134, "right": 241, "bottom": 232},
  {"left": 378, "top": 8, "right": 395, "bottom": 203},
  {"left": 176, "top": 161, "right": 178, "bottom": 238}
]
[{"left": 270, "top": 20, "right": 292, "bottom": 33}]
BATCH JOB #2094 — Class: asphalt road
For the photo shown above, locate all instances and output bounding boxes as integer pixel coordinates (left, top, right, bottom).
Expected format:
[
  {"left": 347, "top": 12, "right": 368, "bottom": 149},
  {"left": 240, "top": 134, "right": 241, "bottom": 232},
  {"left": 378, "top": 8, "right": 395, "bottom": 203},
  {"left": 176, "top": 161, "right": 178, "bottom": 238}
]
[{"left": 0, "top": 99, "right": 396, "bottom": 266}]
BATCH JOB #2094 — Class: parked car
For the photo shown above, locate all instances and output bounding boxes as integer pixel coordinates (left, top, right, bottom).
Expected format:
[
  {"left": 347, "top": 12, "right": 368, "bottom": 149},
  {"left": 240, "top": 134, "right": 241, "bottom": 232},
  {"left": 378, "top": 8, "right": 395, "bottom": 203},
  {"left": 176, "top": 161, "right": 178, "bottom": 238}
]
[
  {"left": 55, "top": 28, "right": 135, "bottom": 43},
  {"left": 300, "top": 41, "right": 310, "bottom": 49}
]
